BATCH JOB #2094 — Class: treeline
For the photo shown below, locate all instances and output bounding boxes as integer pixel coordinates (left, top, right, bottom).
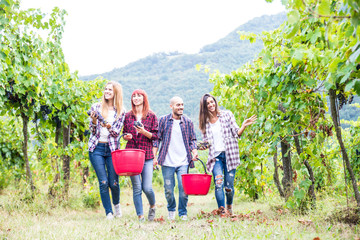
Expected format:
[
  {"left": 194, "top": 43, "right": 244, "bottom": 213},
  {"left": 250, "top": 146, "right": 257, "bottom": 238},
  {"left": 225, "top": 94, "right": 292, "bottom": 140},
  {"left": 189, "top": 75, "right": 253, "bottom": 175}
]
[
  {"left": 81, "top": 12, "right": 360, "bottom": 134},
  {"left": 80, "top": 13, "right": 288, "bottom": 136}
]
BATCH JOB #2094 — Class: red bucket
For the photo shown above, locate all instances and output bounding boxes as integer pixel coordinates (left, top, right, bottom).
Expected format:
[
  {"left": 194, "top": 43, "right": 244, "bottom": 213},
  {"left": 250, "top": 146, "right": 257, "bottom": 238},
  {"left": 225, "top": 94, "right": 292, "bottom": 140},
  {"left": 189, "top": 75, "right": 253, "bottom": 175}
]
[
  {"left": 111, "top": 149, "right": 145, "bottom": 176},
  {"left": 182, "top": 159, "right": 212, "bottom": 195}
]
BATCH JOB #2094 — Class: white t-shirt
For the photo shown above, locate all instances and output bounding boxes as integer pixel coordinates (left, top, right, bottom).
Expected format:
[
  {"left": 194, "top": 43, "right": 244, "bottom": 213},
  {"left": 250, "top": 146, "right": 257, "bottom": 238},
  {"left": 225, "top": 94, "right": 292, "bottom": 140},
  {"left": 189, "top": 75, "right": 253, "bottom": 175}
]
[
  {"left": 99, "top": 110, "right": 115, "bottom": 142},
  {"left": 163, "top": 119, "right": 188, "bottom": 167},
  {"left": 210, "top": 119, "right": 225, "bottom": 157}
]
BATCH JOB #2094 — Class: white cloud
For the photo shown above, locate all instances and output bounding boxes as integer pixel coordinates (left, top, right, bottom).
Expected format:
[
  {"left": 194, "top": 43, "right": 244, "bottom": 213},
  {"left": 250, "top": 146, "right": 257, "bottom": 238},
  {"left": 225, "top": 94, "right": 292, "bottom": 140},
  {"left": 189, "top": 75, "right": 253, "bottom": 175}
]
[{"left": 20, "top": 0, "right": 285, "bottom": 75}]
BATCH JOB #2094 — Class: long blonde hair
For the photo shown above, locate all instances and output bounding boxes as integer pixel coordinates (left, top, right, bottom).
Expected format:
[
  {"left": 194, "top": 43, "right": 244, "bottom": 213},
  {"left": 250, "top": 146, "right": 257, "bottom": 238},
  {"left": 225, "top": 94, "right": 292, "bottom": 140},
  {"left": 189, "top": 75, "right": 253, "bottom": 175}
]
[{"left": 101, "top": 81, "right": 124, "bottom": 120}]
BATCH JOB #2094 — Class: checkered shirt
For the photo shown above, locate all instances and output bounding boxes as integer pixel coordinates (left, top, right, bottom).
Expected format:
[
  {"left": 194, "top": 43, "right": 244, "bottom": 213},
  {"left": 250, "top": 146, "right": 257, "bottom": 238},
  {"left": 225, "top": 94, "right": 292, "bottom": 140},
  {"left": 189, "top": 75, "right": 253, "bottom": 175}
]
[
  {"left": 203, "top": 110, "right": 241, "bottom": 172},
  {"left": 88, "top": 103, "right": 125, "bottom": 152},
  {"left": 153, "top": 114, "right": 197, "bottom": 168},
  {"left": 123, "top": 111, "right": 158, "bottom": 160}
]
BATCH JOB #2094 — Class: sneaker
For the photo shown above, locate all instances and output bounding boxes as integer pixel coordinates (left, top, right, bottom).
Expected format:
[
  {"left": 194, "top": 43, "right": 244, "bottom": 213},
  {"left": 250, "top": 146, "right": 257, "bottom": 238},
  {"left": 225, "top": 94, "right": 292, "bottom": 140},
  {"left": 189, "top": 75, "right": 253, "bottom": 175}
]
[
  {"left": 114, "top": 204, "right": 122, "bottom": 218},
  {"left": 106, "top": 212, "right": 114, "bottom": 220},
  {"left": 168, "top": 211, "right": 176, "bottom": 220},
  {"left": 148, "top": 207, "right": 156, "bottom": 221},
  {"left": 139, "top": 216, "right": 145, "bottom": 222},
  {"left": 180, "top": 215, "right": 188, "bottom": 221}
]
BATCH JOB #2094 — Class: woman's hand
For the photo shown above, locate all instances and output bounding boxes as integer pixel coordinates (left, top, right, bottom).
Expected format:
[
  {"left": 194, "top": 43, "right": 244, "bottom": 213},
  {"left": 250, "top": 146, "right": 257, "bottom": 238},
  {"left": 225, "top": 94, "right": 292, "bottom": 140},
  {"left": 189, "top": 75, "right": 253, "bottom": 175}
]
[
  {"left": 242, "top": 115, "right": 257, "bottom": 127},
  {"left": 134, "top": 124, "right": 152, "bottom": 139},
  {"left": 134, "top": 124, "right": 146, "bottom": 135},
  {"left": 123, "top": 133, "right": 133, "bottom": 141},
  {"left": 90, "top": 111, "right": 98, "bottom": 124},
  {"left": 237, "top": 115, "right": 257, "bottom": 137}
]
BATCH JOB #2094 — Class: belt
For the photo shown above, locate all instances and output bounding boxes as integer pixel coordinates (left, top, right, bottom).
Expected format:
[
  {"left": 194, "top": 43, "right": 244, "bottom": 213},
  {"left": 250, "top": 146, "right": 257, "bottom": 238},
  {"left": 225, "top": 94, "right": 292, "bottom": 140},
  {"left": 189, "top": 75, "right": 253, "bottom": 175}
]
[{"left": 98, "top": 141, "right": 108, "bottom": 143}]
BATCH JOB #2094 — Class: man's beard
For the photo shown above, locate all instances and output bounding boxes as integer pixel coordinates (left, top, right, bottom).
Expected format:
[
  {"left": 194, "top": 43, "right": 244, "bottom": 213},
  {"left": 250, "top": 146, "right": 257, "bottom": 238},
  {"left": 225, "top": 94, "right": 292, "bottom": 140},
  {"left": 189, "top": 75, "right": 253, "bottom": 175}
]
[{"left": 173, "top": 111, "right": 183, "bottom": 117}]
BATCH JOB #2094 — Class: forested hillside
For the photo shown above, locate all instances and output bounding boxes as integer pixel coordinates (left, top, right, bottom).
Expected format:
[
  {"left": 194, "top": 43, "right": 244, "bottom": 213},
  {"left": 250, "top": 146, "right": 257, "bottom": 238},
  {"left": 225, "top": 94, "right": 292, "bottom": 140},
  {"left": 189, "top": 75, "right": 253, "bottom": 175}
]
[
  {"left": 80, "top": 13, "right": 287, "bottom": 126},
  {"left": 81, "top": 12, "right": 359, "bottom": 131}
]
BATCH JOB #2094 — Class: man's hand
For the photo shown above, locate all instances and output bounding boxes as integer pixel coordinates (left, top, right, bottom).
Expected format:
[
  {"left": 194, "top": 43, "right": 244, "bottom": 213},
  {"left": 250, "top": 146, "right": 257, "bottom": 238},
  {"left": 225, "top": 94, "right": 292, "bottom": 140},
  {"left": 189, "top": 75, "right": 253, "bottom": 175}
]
[
  {"left": 192, "top": 149, "right": 199, "bottom": 161},
  {"left": 153, "top": 156, "right": 158, "bottom": 170}
]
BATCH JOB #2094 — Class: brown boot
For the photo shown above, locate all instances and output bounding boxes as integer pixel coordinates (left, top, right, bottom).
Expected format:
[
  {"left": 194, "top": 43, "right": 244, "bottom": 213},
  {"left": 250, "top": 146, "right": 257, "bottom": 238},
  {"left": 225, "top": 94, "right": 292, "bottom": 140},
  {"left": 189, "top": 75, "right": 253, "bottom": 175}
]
[
  {"left": 226, "top": 205, "right": 233, "bottom": 215},
  {"left": 219, "top": 206, "right": 226, "bottom": 218}
]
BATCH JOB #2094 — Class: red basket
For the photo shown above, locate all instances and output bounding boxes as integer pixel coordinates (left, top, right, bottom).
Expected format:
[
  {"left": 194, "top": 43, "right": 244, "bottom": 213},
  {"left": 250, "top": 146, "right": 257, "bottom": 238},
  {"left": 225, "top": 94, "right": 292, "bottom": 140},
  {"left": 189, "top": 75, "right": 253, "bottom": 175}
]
[
  {"left": 111, "top": 149, "right": 145, "bottom": 176},
  {"left": 182, "top": 159, "right": 212, "bottom": 195}
]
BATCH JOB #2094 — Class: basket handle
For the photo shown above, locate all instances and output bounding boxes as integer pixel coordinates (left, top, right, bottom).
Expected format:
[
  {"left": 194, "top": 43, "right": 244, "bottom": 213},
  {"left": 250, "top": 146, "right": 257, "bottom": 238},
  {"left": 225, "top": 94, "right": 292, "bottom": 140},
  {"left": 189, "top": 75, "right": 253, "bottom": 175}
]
[
  {"left": 116, "top": 133, "right": 126, "bottom": 150},
  {"left": 116, "top": 133, "right": 140, "bottom": 150},
  {"left": 187, "top": 158, "right": 208, "bottom": 174}
]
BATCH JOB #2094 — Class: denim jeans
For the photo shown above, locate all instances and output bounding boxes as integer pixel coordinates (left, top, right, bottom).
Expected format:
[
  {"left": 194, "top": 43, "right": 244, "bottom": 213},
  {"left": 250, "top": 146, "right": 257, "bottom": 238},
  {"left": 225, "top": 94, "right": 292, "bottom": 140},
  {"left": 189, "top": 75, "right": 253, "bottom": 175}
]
[
  {"left": 212, "top": 152, "right": 236, "bottom": 208},
  {"left": 89, "top": 143, "right": 120, "bottom": 215},
  {"left": 161, "top": 165, "right": 188, "bottom": 217},
  {"left": 130, "top": 159, "right": 156, "bottom": 216}
]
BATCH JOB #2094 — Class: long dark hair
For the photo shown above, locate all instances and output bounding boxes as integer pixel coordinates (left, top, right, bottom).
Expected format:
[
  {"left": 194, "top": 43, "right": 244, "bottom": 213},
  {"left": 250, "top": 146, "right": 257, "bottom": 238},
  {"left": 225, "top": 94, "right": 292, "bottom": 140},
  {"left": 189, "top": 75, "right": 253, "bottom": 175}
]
[{"left": 199, "top": 93, "right": 220, "bottom": 133}]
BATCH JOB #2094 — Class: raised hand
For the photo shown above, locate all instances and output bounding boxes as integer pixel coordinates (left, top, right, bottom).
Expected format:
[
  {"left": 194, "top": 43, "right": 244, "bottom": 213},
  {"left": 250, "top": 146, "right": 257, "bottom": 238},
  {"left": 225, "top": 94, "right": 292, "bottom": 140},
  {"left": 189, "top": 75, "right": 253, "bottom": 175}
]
[{"left": 242, "top": 115, "right": 257, "bottom": 127}]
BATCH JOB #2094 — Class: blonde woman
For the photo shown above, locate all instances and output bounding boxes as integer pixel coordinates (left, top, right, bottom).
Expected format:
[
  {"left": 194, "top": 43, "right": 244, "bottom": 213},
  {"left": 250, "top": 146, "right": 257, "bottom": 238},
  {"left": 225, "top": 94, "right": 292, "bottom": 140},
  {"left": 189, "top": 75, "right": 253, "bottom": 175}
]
[{"left": 88, "top": 81, "right": 125, "bottom": 220}]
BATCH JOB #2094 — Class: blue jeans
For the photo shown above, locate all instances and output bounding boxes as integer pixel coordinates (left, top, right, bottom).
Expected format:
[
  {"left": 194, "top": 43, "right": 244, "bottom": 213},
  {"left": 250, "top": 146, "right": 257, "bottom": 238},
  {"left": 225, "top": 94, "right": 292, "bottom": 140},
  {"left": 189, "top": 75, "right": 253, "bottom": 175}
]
[
  {"left": 89, "top": 143, "right": 120, "bottom": 215},
  {"left": 212, "top": 152, "right": 236, "bottom": 208},
  {"left": 130, "top": 159, "right": 156, "bottom": 216},
  {"left": 161, "top": 165, "right": 188, "bottom": 217}
]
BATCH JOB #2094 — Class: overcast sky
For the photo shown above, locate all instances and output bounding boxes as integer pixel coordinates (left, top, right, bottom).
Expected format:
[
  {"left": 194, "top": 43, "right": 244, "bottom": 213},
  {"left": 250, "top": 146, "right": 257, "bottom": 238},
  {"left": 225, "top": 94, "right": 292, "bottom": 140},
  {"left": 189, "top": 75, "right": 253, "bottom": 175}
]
[{"left": 20, "top": 0, "right": 286, "bottom": 76}]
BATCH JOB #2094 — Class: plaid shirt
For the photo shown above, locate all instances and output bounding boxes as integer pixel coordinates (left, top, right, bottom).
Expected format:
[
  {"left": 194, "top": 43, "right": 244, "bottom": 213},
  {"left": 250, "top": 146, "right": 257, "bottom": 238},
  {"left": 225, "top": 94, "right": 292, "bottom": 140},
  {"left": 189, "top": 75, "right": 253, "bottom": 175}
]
[
  {"left": 123, "top": 111, "right": 158, "bottom": 160},
  {"left": 88, "top": 103, "right": 125, "bottom": 152},
  {"left": 202, "top": 110, "right": 240, "bottom": 172},
  {"left": 153, "top": 114, "right": 197, "bottom": 168}
]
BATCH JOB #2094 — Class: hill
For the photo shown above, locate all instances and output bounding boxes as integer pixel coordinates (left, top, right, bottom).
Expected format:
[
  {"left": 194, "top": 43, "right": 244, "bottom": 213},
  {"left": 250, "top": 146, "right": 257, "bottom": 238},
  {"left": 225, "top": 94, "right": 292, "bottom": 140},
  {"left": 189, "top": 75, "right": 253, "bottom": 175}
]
[{"left": 80, "top": 13, "right": 287, "bottom": 135}]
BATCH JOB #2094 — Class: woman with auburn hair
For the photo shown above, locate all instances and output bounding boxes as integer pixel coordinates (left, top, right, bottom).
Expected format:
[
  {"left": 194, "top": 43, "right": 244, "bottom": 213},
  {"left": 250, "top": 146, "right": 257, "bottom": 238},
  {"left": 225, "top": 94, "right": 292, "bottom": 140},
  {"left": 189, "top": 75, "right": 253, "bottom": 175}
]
[
  {"left": 123, "top": 89, "right": 158, "bottom": 222},
  {"left": 198, "top": 93, "right": 256, "bottom": 216},
  {"left": 88, "top": 81, "right": 125, "bottom": 220}
]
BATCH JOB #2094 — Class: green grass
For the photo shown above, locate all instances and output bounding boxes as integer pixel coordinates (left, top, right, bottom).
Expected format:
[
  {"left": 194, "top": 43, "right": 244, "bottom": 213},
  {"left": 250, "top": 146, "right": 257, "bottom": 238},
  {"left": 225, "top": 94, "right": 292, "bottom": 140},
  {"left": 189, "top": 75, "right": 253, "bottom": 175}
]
[{"left": 0, "top": 185, "right": 359, "bottom": 240}]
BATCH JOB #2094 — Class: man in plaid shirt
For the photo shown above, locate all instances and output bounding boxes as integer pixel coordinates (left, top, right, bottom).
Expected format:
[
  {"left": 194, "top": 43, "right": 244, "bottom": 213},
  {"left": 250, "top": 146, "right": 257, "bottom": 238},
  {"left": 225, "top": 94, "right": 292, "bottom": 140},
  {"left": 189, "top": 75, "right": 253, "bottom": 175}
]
[{"left": 153, "top": 96, "right": 198, "bottom": 221}]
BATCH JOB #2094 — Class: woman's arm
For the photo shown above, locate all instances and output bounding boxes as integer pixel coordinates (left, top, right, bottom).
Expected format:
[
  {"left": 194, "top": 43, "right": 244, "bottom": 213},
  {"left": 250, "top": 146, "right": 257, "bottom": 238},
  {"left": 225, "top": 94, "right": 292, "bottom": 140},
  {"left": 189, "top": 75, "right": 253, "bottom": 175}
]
[
  {"left": 237, "top": 115, "right": 257, "bottom": 137},
  {"left": 109, "top": 112, "right": 125, "bottom": 138},
  {"left": 89, "top": 104, "right": 98, "bottom": 135}
]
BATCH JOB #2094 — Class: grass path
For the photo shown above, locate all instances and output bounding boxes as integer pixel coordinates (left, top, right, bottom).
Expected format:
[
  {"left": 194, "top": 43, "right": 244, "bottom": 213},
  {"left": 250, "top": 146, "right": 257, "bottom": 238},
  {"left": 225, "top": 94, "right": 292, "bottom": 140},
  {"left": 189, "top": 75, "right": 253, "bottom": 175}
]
[{"left": 0, "top": 187, "right": 359, "bottom": 239}]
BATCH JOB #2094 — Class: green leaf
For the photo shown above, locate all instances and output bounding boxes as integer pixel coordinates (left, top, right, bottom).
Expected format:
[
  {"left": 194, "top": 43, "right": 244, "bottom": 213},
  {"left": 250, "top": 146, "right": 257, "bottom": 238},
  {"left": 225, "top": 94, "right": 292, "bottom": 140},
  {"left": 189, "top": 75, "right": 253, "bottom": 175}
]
[
  {"left": 299, "top": 179, "right": 312, "bottom": 189},
  {"left": 0, "top": 50, "right": 6, "bottom": 60},
  {"left": 0, "top": 0, "right": 10, "bottom": 7},
  {"left": 310, "top": 29, "right": 321, "bottom": 44},
  {"left": 288, "top": 10, "right": 300, "bottom": 25},
  {"left": 328, "top": 57, "right": 341, "bottom": 73},
  {"left": 340, "top": 72, "right": 351, "bottom": 84},
  {"left": 294, "top": 188, "right": 306, "bottom": 200},
  {"left": 265, "top": 122, "right": 272, "bottom": 132},
  {"left": 349, "top": 46, "right": 360, "bottom": 63},
  {"left": 318, "top": 0, "right": 331, "bottom": 16},
  {"left": 286, "top": 22, "right": 300, "bottom": 39},
  {"left": 345, "top": 79, "right": 360, "bottom": 92},
  {"left": 294, "top": 0, "right": 305, "bottom": 9},
  {"left": 354, "top": 80, "right": 360, "bottom": 96},
  {"left": 292, "top": 48, "right": 304, "bottom": 61},
  {"left": 304, "top": 78, "right": 316, "bottom": 87}
]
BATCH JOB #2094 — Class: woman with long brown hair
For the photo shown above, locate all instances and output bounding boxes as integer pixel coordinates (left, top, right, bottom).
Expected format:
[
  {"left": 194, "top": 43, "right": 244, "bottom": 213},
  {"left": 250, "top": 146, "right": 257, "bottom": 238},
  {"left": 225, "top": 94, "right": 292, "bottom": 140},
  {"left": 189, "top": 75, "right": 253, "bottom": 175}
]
[
  {"left": 123, "top": 89, "right": 158, "bottom": 222},
  {"left": 88, "top": 81, "right": 125, "bottom": 220},
  {"left": 199, "top": 93, "right": 256, "bottom": 216}
]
